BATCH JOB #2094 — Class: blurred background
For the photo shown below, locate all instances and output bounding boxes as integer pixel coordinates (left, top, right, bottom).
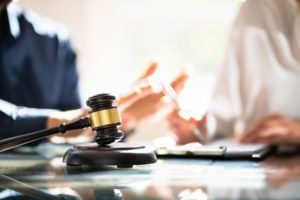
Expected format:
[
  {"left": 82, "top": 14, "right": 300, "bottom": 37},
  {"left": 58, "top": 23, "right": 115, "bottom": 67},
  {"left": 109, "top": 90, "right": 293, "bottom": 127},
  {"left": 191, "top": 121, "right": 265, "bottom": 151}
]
[{"left": 20, "top": 0, "right": 242, "bottom": 142}]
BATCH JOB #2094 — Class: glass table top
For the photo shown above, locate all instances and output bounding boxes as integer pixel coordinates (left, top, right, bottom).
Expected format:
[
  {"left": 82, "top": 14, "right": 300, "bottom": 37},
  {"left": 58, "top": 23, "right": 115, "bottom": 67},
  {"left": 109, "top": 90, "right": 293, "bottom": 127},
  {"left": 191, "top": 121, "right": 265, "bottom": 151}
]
[{"left": 0, "top": 146, "right": 300, "bottom": 200}]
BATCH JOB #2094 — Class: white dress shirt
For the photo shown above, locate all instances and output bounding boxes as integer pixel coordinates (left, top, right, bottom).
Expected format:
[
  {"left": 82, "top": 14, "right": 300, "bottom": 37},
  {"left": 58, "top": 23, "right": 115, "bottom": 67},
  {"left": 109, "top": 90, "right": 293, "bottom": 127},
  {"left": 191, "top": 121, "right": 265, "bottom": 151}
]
[{"left": 207, "top": 0, "right": 300, "bottom": 139}]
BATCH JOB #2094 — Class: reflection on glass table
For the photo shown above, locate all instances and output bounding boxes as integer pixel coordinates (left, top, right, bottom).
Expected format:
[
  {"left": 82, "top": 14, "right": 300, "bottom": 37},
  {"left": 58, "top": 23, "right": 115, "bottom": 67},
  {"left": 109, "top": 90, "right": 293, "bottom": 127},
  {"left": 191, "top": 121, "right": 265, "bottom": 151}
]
[{"left": 0, "top": 149, "right": 300, "bottom": 199}]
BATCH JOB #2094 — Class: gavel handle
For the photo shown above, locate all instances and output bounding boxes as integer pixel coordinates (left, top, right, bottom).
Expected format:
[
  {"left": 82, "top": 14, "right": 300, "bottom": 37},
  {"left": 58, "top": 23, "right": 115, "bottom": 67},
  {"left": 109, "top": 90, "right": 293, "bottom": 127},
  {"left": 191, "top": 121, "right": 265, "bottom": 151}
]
[{"left": 0, "top": 117, "right": 90, "bottom": 152}]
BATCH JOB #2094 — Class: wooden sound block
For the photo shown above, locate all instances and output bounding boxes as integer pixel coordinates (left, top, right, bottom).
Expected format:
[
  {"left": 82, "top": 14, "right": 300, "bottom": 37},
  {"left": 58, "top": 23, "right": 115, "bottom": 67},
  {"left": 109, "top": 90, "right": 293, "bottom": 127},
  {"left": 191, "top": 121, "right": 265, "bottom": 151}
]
[{"left": 63, "top": 143, "right": 157, "bottom": 168}]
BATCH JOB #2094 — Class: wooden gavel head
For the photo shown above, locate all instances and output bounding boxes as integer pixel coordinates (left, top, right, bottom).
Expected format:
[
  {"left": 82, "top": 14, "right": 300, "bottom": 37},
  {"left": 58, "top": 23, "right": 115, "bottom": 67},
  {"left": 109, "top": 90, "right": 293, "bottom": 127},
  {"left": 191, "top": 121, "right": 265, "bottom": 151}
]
[{"left": 86, "top": 93, "right": 124, "bottom": 146}]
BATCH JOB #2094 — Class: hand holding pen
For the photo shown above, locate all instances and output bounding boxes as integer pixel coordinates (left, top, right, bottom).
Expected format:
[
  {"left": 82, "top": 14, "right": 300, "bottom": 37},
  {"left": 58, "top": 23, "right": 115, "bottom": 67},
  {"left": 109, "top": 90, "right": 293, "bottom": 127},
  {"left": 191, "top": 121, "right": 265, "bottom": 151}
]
[
  {"left": 167, "top": 104, "right": 207, "bottom": 145},
  {"left": 163, "top": 67, "right": 207, "bottom": 145}
]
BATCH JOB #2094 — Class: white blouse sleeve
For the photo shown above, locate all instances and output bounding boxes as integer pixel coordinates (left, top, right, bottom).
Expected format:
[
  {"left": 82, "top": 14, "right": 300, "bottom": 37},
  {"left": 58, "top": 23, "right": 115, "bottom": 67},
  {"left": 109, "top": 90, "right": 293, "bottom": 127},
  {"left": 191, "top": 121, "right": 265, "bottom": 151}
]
[{"left": 206, "top": 0, "right": 270, "bottom": 140}]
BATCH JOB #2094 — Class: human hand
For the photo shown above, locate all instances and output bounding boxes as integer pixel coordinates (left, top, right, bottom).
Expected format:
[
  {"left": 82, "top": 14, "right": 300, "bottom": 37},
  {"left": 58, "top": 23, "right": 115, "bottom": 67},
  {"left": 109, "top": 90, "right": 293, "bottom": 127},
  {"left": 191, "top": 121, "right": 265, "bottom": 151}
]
[
  {"left": 117, "top": 62, "right": 158, "bottom": 106},
  {"left": 47, "top": 108, "right": 95, "bottom": 143},
  {"left": 118, "top": 62, "right": 190, "bottom": 132},
  {"left": 239, "top": 114, "right": 300, "bottom": 145},
  {"left": 167, "top": 109, "right": 207, "bottom": 145},
  {"left": 46, "top": 108, "right": 90, "bottom": 128}
]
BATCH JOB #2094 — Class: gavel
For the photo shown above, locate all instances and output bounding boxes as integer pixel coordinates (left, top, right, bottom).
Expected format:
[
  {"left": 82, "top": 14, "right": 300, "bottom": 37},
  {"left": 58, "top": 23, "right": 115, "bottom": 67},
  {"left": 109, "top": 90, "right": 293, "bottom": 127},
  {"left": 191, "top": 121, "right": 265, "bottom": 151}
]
[
  {"left": 0, "top": 93, "right": 124, "bottom": 152},
  {"left": 0, "top": 93, "right": 157, "bottom": 167}
]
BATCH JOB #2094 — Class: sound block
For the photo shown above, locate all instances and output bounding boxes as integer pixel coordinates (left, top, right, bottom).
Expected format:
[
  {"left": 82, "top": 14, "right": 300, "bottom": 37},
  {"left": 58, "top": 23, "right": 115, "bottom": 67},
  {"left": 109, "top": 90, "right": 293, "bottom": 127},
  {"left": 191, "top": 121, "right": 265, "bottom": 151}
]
[{"left": 63, "top": 143, "right": 157, "bottom": 168}]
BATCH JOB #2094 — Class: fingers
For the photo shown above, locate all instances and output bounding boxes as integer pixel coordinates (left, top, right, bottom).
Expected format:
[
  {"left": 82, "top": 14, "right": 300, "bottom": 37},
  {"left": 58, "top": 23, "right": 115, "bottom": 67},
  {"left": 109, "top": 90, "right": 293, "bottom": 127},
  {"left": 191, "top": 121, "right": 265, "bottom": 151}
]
[
  {"left": 244, "top": 126, "right": 287, "bottom": 144},
  {"left": 120, "top": 112, "right": 137, "bottom": 133},
  {"left": 117, "top": 85, "right": 153, "bottom": 105},
  {"left": 239, "top": 114, "right": 299, "bottom": 145},
  {"left": 139, "top": 63, "right": 190, "bottom": 95},
  {"left": 167, "top": 108, "right": 183, "bottom": 127},
  {"left": 171, "top": 70, "right": 190, "bottom": 93},
  {"left": 117, "top": 92, "right": 138, "bottom": 105},
  {"left": 168, "top": 108, "right": 180, "bottom": 119},
  {"left": 138, "top": 62, "right": 158, "bottom": 81},
  {"left": 239, "top": 114, "right": 285, "bottom": 143},
  {"left": 254, "top": 130, "right": 292, "bottom": 145},
  {"left": 120, "top": 62, "right": 190, "bottom": 106},
  {"left": 240, "top": 123, "right": 263, "bottom": 143},
  {"left": 118, "top": 62, "right": 159, "bottom": 105},
  {"left": 239, "top": 114, "right": 300, "bottom": 145},
  {"left": 167, "top": 108, "right": 205, "bottom": 145},
  {"left": 167, "top": 109, "right": 186, "bottom": 143}
]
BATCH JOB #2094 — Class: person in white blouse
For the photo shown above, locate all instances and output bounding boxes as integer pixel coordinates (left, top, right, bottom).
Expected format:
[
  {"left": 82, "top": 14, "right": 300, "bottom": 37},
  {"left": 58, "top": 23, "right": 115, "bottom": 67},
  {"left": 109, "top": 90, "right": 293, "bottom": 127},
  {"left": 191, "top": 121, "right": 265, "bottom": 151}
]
[{"left": 168, "top": 0, "right": 300, "bottom": 145}]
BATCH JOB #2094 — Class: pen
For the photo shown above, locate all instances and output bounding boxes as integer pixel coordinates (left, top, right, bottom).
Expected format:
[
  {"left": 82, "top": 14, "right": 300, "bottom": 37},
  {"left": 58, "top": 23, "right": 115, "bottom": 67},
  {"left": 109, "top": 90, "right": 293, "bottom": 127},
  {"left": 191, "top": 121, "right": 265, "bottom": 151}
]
[{"left": 161, "top": 81, "right": 206, "bottom": 143}]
